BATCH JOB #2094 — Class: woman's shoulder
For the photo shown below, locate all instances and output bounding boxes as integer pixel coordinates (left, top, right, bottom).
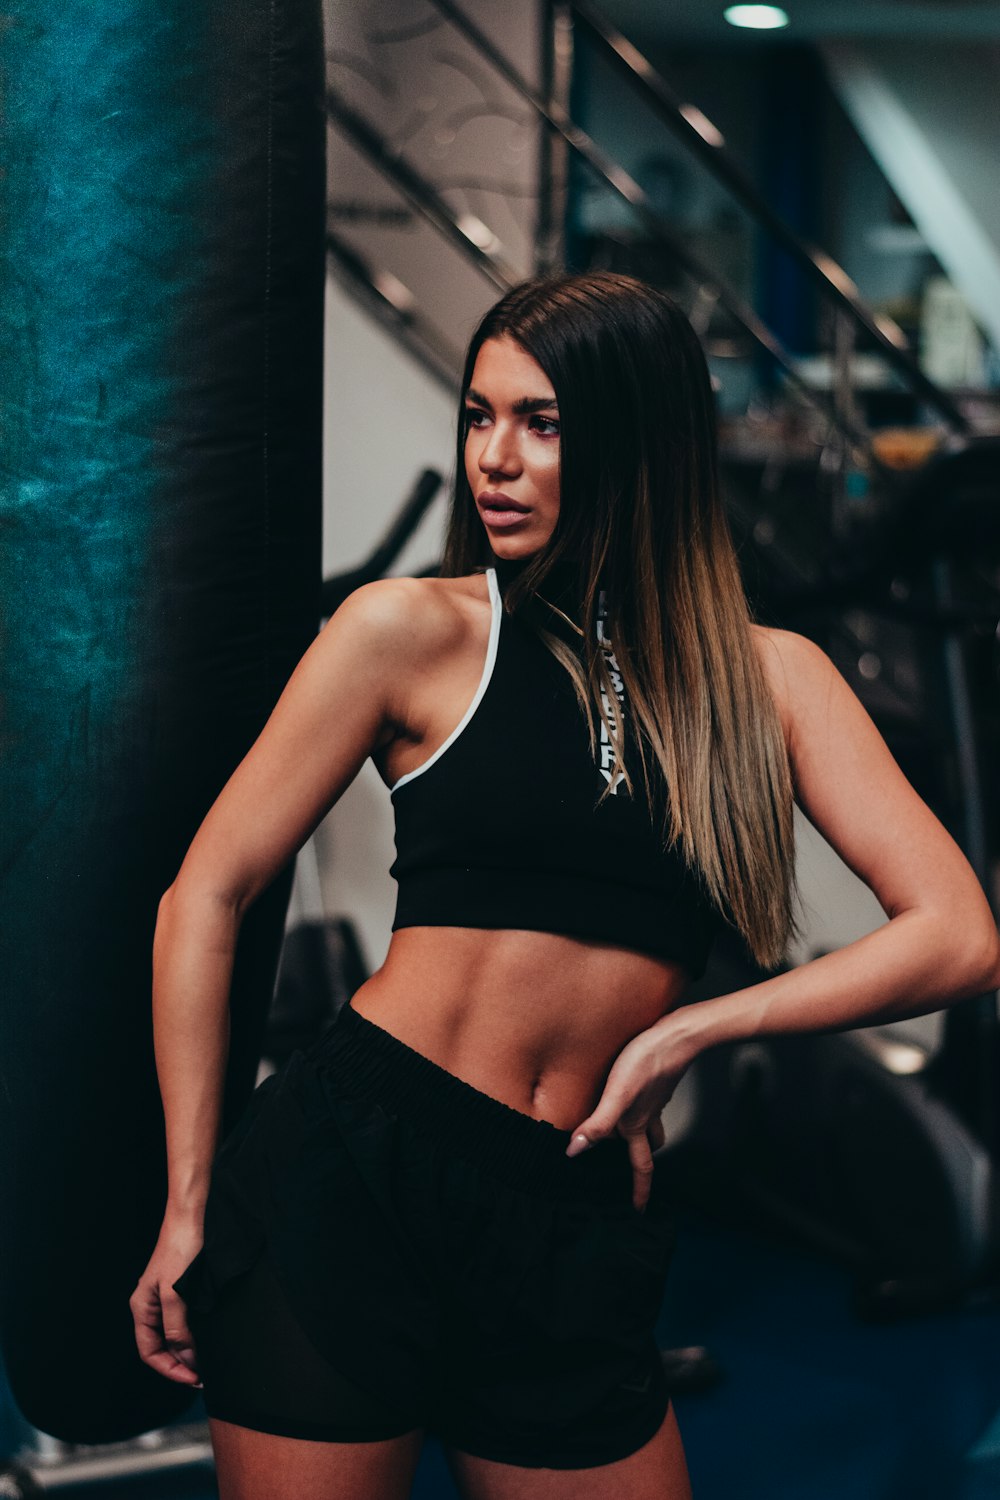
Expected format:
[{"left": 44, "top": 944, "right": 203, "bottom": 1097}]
[
  {"left": 333, "top": 570, "right": 492, "bottom": 666},
  {"left": 750, "top": 623, "right": 842, "bottom": 742}
]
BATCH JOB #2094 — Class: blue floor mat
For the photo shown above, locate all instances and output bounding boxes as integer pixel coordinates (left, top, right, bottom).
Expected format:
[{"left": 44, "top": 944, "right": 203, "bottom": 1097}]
[{"left": 658, "top": 1206, "right": 1000, "bottom": 1500}]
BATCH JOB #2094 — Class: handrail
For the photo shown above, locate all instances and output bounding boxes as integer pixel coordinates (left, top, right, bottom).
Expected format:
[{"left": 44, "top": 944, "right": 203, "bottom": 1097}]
[
  {"left": 328, "top": 0, "right": 970, "bottom": 451},
  {"left": 321, "top": 468, "right": 444, "bottom": 617},
  {"left": 325, "top": 226, "right": 462, "bottom": 391},
  {"left": 571, "top": 0, "right": 968, "bottom": 435},
  {"left": 424, "top": 0, "right": 871, "bottom": 454},
  {"left": 326, "top": 88, "right": 516, "bottom": 294},
  {"left": 327, "top": 80, "right": 864, "bottom": 447}
]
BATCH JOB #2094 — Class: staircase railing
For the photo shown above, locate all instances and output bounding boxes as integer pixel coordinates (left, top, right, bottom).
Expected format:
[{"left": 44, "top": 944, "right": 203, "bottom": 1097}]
[
  {"left": 326, "top": 0, "right": 973, "bottom": 456},
  {"left": 426, "top": 0, "right": 873, "bottom": 453},
  {"left": 567, "top": 0, "right": 969, "bottom": 434}
]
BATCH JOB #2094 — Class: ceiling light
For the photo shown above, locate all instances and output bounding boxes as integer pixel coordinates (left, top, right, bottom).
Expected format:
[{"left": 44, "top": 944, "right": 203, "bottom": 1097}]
[{"left": 724, "top": 5, "right": 790, "bottom": 28}]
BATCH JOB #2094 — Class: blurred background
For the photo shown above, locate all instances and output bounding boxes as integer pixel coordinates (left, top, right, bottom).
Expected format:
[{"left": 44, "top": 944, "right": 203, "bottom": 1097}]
[{"left": 3, "top": 0, "right": 999, "bottom": 1495}]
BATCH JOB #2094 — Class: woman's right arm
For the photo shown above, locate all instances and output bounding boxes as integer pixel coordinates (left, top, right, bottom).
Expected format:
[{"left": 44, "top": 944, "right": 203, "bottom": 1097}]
[
  {"left": 133, "top": 576, "right": 430, "bottom": 1385},
  {"left": 134, "top": 885, "right": 240, "bottom": 1386}
]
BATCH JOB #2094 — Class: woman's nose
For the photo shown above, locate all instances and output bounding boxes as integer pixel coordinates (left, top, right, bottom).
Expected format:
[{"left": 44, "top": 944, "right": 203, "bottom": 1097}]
[{"left": 479, "top": 422, "right": 520, "bottom": 476}]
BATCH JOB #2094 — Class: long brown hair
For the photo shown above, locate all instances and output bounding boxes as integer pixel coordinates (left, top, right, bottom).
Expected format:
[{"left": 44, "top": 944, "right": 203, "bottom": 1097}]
[{"left": 440, "top": 271, "right": 798, "bottom": 968}]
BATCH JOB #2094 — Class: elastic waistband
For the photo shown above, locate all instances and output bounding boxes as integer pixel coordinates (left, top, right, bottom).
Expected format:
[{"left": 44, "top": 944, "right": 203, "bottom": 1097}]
[{"left": 310, "top": 1001, "right": 636, "bottom": 1206}]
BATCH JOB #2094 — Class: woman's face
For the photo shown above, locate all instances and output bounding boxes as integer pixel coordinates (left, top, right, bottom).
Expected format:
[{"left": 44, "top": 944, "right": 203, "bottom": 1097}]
[{"left": 464, "top": 335, "right": 561, "bottom": 559}]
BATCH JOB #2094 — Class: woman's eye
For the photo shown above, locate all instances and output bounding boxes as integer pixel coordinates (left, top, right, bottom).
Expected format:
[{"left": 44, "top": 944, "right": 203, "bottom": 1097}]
[
  {"left": 464, "top": 407, "right": 489, "bottom": 428},
  {"left": 530, "top": 416, "right": 560, "bottom": 436}
]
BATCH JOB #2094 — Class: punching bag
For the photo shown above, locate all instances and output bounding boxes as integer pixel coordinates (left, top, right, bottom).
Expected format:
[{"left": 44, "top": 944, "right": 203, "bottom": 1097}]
[{"left": 0, "top": 0, "right": 325, "bottom": 1440}]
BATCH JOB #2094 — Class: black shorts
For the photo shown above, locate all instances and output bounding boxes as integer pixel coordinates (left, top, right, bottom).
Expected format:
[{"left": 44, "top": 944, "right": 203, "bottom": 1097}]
[{"left": 172, "top": 1000, "right": 678, "bottom": 1469}]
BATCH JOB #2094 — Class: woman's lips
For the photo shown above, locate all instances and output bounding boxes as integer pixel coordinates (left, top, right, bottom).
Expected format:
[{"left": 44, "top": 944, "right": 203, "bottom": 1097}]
[
  {"left": 479, "top": 494, "right": 530, "bottom": 528},
  {"left": 481, "top": 508, "right": 530, "bottom": 527}
]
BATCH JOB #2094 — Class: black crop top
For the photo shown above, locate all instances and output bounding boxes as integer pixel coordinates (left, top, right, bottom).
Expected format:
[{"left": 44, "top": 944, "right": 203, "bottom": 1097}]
[{"left": 387, "top": 554, "right": 720, "bottom": 978}]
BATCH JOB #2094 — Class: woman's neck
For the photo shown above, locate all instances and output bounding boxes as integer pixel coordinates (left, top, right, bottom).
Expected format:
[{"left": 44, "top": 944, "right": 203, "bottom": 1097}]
[
  {"left": 491, "top": 550, "right": 586, "bottom": 614},
  {"left": 489, "top": 549, "right": 612, "bottom": 652}
]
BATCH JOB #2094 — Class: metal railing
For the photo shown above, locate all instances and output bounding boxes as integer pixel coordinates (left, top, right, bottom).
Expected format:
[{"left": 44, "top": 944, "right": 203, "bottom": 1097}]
[
  {"left": 569, "top": 0, "right": 968, "bottom": 433},
  {"left": 327, "top": 0, "right": 974, "bottom": 460}
]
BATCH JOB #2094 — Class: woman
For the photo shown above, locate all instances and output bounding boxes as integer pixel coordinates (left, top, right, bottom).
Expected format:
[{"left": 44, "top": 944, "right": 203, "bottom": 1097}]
[{"left": 132, "top": 272, "right": 1000, "bottom": 1500}]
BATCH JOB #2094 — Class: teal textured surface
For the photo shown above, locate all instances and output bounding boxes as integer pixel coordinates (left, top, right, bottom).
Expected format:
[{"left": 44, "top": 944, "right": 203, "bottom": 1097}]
[{"left": 0, "top": 0, "right": 324, "bottom": 1441}]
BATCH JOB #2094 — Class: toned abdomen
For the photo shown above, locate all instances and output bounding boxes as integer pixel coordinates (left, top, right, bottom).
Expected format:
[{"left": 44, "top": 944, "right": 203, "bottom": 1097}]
[{"left": 347, "top": 925, "right": 690, "bottom": 1128}]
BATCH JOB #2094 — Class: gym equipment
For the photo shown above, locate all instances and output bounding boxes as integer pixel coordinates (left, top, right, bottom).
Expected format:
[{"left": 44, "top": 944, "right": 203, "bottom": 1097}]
[
  {"left": 0, "top": 0, "right": 325, "bottom": 1442},
  {"left": 321, "top": 467, "right": 444, "bottom": 617}
]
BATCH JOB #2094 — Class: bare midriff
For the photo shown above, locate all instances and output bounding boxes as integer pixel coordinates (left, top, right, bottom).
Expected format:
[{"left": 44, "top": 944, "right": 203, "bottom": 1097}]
[{"left": 347, "top": 925, "right": 690, "bottom": 1131}]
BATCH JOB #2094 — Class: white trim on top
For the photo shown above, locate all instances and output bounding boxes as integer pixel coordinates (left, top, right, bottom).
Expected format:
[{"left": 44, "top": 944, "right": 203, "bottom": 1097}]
[{"left": 390, "top": 567, "right": 501, "bottom": 794}]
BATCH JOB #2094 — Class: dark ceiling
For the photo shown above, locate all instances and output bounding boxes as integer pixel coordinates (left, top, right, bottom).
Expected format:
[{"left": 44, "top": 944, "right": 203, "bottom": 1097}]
[{"left": 602, "top": 0, "right": 1000, "bottom": 45}]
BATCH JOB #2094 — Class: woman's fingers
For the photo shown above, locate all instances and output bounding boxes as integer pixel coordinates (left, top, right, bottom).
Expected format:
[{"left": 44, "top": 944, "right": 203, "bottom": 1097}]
[
  {"left": 140, "top": 1346, "right": 203, "bottom": 1385},
  {"left": 625, "top": 1131, "right": 656, "bottom": 1214},
  {"left": 623, "top": 1112, "right": 668, "bottom": 1211},
  {"left": 161, "top": 1288, "right": 200, "bottom": 1377},
  {"left": 130, "top": 1279, "right": 202, "bottom": 1386}
]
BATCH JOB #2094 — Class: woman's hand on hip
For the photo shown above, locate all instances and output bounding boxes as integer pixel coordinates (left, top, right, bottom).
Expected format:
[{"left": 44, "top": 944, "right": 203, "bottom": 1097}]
[
  {"left": 564, "top": 1016, "right": 699, "bottom": 1212},
  {"left": 131, "top": 1214, "right": 205, "bottom": 1387}
]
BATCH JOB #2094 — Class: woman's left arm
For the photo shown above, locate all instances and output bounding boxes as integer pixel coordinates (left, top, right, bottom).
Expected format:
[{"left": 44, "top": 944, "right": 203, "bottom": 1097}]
[
  {"left": 673, "top": 627, "right": 1000, "bottom": 1054},
  {"left": 567, "top": 629, "right": 1000, "bottom": 1201}
]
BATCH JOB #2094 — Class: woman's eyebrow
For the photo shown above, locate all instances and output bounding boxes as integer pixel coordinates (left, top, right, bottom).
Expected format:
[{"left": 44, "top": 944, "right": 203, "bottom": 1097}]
[{"left": 466, "top": 388, "right": 559, "bottom": 414}]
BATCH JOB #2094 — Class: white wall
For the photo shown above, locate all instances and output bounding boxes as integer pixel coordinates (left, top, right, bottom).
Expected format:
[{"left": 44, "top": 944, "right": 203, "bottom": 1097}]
[
  {"left": 304, "top": 272, "right": 457, "bottom": 972},
  {"left": 324, "top": 0, "right": 543, "bottom": 371},
  {"left": 789, "top": 808, "right": 887, "bottom": 965},
  {"left": 320, "top": 274, "right": 457, "bottom": 580}
]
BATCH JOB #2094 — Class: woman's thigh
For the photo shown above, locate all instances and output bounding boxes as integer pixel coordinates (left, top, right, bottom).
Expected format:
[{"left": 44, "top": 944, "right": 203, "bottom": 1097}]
[
  {"left": 444, "top": 1401, "right": 691, "bottom": 1500},
  {"left": 209, "top": 1417, "right": 424, "bottom": 1500},
  {"left": 193, "top": 1247, "right": 427, "bottom": 1498}
]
